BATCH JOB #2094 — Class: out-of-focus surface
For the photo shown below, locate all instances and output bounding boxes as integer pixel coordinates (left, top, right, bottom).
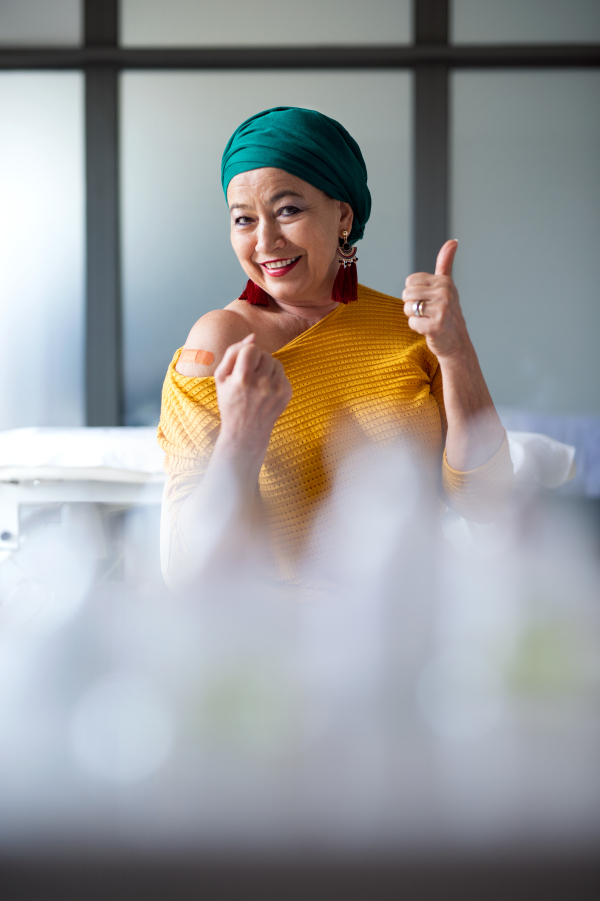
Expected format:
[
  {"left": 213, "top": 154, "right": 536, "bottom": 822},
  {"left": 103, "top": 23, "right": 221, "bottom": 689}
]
[
  {"left": 451, "top": 0, "right": 600, "bottom": 44},
  {"left": 500, "top": 410, "right": 600, "bottom": 498},
  {"left": 0, "top": 441, "right": 598, "bottom": 873},
  {"left": 0, "top": 0, "right": 81, "bottom": 46},
  {"left": 451, "top": 70, "right": 600, "bottom": 417},
  {"left": 0, "top": 72, "right": 85, "bottom": 429},
  {"left": 120, "top": 0, "right": 412, "bottom": 46},
  {"left": 120, "top": 71, "right": 412, "bottom": 425},
  {"left": 0, "top": 427, "right": 165, "bottom": 473}
]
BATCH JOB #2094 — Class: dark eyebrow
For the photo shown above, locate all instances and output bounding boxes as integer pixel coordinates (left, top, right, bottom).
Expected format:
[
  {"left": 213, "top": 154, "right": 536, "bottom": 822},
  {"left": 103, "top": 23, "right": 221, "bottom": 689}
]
[{"left": 229, "top": 190, "right": 304, "bottom": 213}]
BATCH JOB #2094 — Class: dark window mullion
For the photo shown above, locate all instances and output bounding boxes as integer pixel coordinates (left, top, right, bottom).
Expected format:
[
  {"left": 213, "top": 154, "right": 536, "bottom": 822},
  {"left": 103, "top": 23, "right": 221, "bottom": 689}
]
[
  {"left": 84, "top": 0, "right": 121, "bottom": 426},
  {"left": 413, "top": 0, "right": 449, "bottom": 272}
]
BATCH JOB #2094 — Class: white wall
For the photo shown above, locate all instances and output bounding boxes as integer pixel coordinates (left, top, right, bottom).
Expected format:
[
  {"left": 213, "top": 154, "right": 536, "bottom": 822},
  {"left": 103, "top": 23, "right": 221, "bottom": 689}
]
[
  {"left": 451, "top": 0, "right": 600, "bottom": 44},
  {"left": 120, "top": 0, "right": 412, "bottom": 46},
  {"left": 451, "top": 70, "right": 600, "bottom": 416},
  {"left": 0, "top": 73, "right": 85, "bottom": 428},
  {"left": 0, "top": 0, "right": 81, "bottom": 45}
]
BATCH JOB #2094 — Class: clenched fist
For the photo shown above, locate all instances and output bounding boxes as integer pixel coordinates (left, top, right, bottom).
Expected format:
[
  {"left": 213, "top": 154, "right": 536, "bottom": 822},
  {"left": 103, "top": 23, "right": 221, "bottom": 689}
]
[
  {"left": 215, "top": 334, "right": 293, "bottom": 453},
  {"left": 402, "top": 240, "right": 472, "bottom": 360}
]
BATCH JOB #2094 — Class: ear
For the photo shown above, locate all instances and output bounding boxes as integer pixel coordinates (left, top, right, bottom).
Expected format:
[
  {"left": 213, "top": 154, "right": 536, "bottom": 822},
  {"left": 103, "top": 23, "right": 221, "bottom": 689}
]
[{"left": 338, "top": 201, "right": 354, "bottom": 238}]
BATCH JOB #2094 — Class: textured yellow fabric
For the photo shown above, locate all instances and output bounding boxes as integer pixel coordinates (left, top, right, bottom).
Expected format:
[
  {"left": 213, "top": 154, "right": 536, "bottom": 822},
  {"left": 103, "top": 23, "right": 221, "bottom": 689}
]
[
  {"left": 158, "top": 284, "right": 512, "bottom": 575},
  {"left": 442, "top": 434, "right": 513, "bottom": 523}
]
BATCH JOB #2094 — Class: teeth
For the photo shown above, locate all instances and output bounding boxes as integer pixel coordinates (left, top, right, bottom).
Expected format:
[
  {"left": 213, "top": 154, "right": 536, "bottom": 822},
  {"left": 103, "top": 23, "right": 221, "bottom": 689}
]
[{"left": 264, "top": 257, "right": 298, "bottom": 270}]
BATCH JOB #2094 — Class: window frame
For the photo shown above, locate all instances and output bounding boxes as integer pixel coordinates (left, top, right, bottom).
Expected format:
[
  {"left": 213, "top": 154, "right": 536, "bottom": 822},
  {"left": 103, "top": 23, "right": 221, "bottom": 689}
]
[{"left": 0, "top": 0, "right": 598, "bottom": 425}]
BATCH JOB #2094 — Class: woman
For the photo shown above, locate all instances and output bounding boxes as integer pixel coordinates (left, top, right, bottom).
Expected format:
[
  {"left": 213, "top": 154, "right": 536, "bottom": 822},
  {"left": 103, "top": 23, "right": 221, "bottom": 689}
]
[{"left": 158, "top": 107, "right": 512, "bottom": 584}]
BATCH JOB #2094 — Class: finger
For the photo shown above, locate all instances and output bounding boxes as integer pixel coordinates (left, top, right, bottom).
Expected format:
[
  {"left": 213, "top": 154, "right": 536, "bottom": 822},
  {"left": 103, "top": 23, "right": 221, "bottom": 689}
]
[
  {"left": 402, "top": 285, "right": 444, "bottom": 303},
  {"left": 254, "top": 350, "right": 277, "bottom": 380},
  {"left": 273, "top": 365, "right": 291, "bottom": 401},
  {"left": 279, "top": 379, "right": 293, "bottom": 407},
  {"left": 253, "top": 351, "right": 275, "bottom": 387},
  {"left": 235, "top": 343, "right": 263, "bottom": 376},
  {"left": 214, "top": 344, "right": 241, "bottom": 381},
  {"left": 275, "top": 368, "right": 293, "bottom": 404},
  {"left": 405, "top": 272, "right": 437, "bottom": 287},
  {"left": 214, "top": 334, "right": 256, "bottom": 380},
  {"left": 403, "top": 300, "right": 431, "bottom": 319},
  {"left": 406, "top": 315, "right": 430, "bottom": 335},
  {"left": 435, "top": 239, "right": 458, "bottom": 277},
  {"left": 271, "top": 358, "right": 286, "bottom": 384}
]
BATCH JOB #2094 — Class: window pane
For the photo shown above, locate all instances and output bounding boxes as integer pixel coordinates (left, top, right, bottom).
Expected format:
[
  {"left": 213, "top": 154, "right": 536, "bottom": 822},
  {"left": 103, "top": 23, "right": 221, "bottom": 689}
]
[
  {"left": 450, "top": 70, "right": 600, "bottom": 416},
  {"left": 121, "top": 71, "right": 412, "bottom": 425},
  {"left": 0, "top": 73, "right": 85, "bottom": 427},
  {"left": 451, "top": 0, "right": 600, "bottom": 44},
  {"left": 120, "top": 0, "right": 411, "bottom": 46},
  {"left": 0, "top": 0, "right": 81, "bottom": 46}
]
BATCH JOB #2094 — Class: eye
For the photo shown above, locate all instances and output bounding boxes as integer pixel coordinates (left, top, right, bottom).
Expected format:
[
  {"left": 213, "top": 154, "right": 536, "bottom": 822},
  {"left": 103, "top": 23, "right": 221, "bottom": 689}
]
[
  {"left": 234, "top": 215, "right": 253, "bottom": 226},
  {"left": 278, "top": 205, "right": 301, "bottom": 217}
]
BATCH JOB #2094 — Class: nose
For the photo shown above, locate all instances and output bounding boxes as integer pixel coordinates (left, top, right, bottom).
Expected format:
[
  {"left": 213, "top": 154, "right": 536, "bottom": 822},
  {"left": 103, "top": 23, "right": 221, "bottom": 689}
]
[{"left": 254, "top": 216, "right": 285, "bottom": 255}]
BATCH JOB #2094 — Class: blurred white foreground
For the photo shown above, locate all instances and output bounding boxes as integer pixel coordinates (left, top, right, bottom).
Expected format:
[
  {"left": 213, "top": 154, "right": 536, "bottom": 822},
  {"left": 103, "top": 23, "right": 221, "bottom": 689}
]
[{"left": 0, "top": 430, "right": 598, "bottom": 861}]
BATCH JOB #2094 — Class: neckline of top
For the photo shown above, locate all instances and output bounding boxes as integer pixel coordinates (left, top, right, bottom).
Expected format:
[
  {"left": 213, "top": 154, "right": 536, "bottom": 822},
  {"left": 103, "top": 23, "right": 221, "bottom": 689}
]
[{"left": 272, "top": 302, "right": 346, "bottom": 358}]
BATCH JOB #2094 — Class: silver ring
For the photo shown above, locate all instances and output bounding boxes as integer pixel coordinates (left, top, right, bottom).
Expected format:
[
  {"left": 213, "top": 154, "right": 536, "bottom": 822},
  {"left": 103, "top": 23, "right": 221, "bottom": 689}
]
[{"left": 413, "top": 299, "right": 426, "bottom": 318}]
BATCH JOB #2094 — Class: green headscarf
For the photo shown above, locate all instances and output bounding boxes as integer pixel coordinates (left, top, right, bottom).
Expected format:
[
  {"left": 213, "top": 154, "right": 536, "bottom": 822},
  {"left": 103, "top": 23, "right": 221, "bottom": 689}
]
[{"left": 221, "top": 107, "right": 371, "bottom": 245}]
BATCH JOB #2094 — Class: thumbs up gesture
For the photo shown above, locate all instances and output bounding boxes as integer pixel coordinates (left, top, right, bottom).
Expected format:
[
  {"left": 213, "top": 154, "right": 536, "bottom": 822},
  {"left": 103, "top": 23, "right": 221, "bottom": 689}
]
[{"left": 402, "top": 240, "right": 471, "bottom": 360}]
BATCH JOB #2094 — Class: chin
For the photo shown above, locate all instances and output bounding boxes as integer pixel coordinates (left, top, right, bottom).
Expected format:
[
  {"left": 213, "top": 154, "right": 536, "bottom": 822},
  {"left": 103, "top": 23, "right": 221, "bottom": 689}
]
[{"left": 268, "top": 283, "right": 310, "bottom": 303}]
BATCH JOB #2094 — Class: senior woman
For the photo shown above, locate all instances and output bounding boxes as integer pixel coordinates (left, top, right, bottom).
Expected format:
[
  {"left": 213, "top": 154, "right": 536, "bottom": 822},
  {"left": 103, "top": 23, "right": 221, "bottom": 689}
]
[{"left": 158, "top": 107, "right": 512, "bottom": 583}]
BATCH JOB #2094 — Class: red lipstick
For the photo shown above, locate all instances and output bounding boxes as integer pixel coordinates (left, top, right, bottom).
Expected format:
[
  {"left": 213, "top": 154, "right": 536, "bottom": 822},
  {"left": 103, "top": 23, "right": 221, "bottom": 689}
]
[{"left": 259, "top": 256, "right": 301, "bottom": 278}]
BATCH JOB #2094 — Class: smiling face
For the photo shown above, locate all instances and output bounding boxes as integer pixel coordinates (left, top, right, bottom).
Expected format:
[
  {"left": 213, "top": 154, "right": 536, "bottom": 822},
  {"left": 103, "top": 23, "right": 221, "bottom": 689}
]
[{"left": 227, "top": 168, "right": 353, "bottom": 309}]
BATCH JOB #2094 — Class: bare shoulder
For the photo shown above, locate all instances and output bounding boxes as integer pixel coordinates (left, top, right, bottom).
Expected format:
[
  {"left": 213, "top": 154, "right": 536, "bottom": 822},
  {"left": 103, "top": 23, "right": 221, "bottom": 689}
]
[{"left": 176, "top": 308, "right": 252, "bottom": 377}]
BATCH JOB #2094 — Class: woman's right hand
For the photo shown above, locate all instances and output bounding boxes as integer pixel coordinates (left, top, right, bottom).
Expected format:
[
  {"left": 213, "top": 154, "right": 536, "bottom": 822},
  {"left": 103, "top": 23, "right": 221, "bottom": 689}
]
[{"left": 214, "top": 334, "right": 292, "bottom": 454}]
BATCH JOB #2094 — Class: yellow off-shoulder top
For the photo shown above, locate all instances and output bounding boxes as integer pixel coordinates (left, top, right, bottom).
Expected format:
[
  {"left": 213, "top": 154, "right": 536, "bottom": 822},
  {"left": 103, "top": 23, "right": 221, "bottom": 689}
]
[{"left": 158, "top": 284, "right": 512, "bottom": 579}]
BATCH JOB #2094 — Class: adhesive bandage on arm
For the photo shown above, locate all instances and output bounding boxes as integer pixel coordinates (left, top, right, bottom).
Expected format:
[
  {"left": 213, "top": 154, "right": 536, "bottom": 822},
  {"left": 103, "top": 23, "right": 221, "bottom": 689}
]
[{"left": 180, "top": 349, "right": 215, "bottom": 366}]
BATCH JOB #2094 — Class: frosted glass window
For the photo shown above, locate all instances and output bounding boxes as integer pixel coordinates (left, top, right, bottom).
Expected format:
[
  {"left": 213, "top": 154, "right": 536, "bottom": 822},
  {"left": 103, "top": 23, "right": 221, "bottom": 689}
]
[
  {"left": 0, "top": 73, "right": 85, "bottom": 428},
  {"left": 0, "top": 0, "right": 81, "bottom": 45},
  {"left": 450, "top": 71, "right": 600, "bottom": 416},
  {"left": 121, "top": 0, "right": 411, "bottom": 47},
  {"left": 451, "top": 0, "right": 600, "bottom": 44},
  {"left": 121, "top": 71, "right": 412, "bottom": 425}
]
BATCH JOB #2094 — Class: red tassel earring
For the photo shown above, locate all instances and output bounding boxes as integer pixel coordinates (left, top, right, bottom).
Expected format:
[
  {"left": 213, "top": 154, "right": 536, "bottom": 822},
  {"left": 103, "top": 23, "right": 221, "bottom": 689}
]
[
  {"left": 331, "top": 230, "right": 358, "bottom": 304},
  {"left": 239, "top": 279, "right": 270, "bottom": 306}
]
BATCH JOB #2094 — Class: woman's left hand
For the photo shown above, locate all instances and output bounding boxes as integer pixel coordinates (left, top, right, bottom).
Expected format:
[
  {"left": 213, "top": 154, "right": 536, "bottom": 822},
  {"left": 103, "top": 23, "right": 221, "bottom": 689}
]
[
  {"left": 402, "top": 240, "right": 471, "bottom": 360},
  {"left": 403, "top": 239, "right": 507, "bottom": 474}
]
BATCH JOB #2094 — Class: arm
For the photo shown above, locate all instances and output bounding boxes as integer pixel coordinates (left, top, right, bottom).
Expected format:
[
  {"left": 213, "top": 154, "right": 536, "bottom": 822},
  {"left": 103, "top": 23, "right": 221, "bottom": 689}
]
[
  {"left": 402, "top": 240, "right": 506, "bottom": 471},
  {"left": 169, "top": 314, "right": 292, "bottom": 584},
  {"left": 175, "top": 308, "right": 252, "bottom": 377}
]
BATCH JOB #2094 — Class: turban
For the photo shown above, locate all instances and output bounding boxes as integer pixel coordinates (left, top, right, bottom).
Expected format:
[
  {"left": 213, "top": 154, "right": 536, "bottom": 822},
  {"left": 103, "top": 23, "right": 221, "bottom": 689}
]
[{"left": 221, "top": 107, "right": 371, "bottom": 245}]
